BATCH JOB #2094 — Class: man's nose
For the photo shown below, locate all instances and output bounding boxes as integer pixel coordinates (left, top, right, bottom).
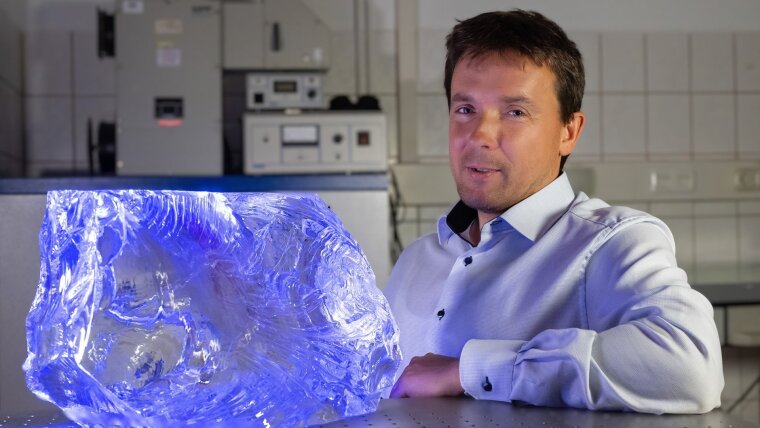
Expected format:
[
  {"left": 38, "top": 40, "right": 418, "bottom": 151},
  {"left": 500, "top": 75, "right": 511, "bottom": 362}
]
[{"left": 471, "top": 111, "right": 500, "bottom": 148}]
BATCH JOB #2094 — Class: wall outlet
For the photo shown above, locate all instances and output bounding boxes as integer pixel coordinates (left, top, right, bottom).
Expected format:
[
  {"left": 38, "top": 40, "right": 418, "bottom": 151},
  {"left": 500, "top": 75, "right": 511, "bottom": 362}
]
[
  {"left": 649, "top": 170, "right": 695, "bottom": 193},
  {"left": 734, "top": 168, "right": 760, "bottom": 191}
]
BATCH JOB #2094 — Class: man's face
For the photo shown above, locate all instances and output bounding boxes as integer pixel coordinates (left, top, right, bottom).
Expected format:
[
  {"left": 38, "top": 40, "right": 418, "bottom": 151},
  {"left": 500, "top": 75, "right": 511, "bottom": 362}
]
[{"left": 448, "top": 51, "right": 581, "bottom": 219}]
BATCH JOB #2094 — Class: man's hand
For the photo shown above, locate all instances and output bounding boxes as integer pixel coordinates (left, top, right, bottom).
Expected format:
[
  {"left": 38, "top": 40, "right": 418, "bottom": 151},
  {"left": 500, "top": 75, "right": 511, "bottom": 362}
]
[{"left": 389, "top": 353, "right": 465, "bottom": 398}]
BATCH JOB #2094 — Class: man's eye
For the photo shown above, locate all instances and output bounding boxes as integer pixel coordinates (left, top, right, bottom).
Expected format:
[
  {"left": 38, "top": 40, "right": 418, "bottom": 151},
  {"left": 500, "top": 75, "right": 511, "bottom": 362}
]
[
  {"left": 455, "top": 106, "right": 474, "bottom": 114},
  {"left": 508, "top": 109, "right": 526, "bottom": 117}
]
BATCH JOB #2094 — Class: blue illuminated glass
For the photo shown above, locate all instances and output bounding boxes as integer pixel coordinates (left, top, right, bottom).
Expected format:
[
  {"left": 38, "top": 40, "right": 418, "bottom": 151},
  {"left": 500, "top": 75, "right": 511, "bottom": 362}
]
[{"left": 24, "top": 190, "right": 401, "bottom": 427}]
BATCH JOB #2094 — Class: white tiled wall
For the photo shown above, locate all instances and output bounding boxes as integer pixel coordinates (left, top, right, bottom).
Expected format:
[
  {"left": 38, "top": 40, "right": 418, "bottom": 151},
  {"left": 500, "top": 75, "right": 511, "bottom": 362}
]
[
  {"left": 571, "top": 33, "right": 600, "bottom": 93},
  {"left": 416, "top": 94, "right": 448, "bottom": 159},
  {"left": 739, "top": 202, "right": 760, "bottom": 268},
  {"left": 369, "top": 25, "right": 398, "bottom": 160},
  {"left": 573, "top": 94, "right": 601, "bottom": 161},
  {"left": 691, "top": 33, "right": 734, "bottom": 92},
  {"left": 369, "top": 30, "right": 397, "bottom": 94},
  {"left": 738, "top": 95, "right": 760, "bottom": 157},
  {"left": 695, "top": 203, "right": 740, "bottom": 279},
  {"left": 25, "top": 97, "right": 74, "bottom": 163},
  {"left": 649, "top": 202, "right": 695, "bottom": 268},
  {"left": 413, "top": 30, "right": 760, "bottom": 162},
  {"left": 646, "top": 33, "right": 689, "bottom": 92},
  {"left": 647, "top": 95, "right": 691, "bottom": 158},
  {"left": 23, "top": 1, "right": 116, "bottom": 176},
  {"left": 693, "top": 94, "right": 736, "bottom": 159},
  {"left": 0, "top": 6, "right": 23, "bottom": 90},
  {"left": 322, "top": 29, "right": 357, "bottom": 95},
  {"left": 25, "top": 31, "right": 72, "bottom": 96},
  {"left": 0, "top": 3, "right": 24, "bottom": 176},
  {"left": 601, "top": 33, "right": 645, "bottom": 92},
  {"left": 0, "top": 84, "right": 23, "bottom": 177},
  {"left": 378, "top": 93, "right": 399, "bottom": 160},
  {"left": 737, "top": 33, "right": 760, "bottom": 91},
  {"left": 602, "top": 94, "right": 646, "bottom": 158}
]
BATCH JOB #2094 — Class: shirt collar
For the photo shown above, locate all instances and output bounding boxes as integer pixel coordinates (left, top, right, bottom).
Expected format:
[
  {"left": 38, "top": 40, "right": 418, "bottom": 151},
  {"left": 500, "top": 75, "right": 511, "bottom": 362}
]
[{"left": 437, "top": 172, "right": 576, "bottom": 245}]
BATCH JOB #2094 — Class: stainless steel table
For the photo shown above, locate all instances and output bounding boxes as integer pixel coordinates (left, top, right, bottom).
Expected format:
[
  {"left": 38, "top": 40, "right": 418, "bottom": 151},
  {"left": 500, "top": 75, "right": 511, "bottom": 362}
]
[
  {"left": 315, "top": 397, "right": 757, "bottom": 428},
  {"left": 2, "top": 398, "right": 755, "bottom": 427}
]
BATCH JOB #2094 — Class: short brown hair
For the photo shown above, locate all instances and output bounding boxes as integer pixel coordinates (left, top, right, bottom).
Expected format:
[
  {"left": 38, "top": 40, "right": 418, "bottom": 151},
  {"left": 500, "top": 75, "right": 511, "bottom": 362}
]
[
  {"left": 444, "top": 9, "right": 584, "bottom": 122},
  {"left": 444, "top": 10, "right": 585, "bottom": 169}
]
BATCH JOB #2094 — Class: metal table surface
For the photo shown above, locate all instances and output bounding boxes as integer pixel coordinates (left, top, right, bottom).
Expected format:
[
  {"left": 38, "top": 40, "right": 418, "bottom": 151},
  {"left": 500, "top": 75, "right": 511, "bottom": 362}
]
[
  {"left": 2, "top": 398, "right": 756, "bottom": 427},
  {"left": 315, "top": 397, "right": 758, "bottom": 428}
]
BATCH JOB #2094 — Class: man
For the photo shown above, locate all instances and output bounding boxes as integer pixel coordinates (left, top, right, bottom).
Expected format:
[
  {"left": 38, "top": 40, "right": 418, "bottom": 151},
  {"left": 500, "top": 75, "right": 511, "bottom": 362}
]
[{"left": 385, "top": 10, "right": 723, "bottom": 414}]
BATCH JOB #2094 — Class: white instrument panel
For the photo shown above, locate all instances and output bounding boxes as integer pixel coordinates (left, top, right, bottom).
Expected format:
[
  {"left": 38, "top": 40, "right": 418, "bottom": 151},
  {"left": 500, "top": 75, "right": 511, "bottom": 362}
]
[
  {"left": 246, "top": 73, "right": 324, "bottom": 110},
  {"left": 244, "top": 112, "right": 387, "bottom": 174}
]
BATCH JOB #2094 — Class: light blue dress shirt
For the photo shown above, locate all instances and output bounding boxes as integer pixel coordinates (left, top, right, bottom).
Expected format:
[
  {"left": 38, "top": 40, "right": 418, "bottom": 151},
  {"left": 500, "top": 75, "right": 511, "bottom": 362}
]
[{"left": 384, "top": 173, "right": 723, "bottom": 414}]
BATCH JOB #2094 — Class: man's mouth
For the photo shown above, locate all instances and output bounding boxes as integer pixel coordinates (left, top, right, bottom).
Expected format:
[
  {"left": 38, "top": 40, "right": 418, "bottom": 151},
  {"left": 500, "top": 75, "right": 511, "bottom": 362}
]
[{"left": 468, "top": 167, "right": 498, "bottom": 173}]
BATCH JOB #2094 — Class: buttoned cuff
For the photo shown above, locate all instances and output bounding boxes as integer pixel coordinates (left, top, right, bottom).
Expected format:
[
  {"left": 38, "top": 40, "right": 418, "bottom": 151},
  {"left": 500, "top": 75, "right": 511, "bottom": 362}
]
[{"left": 459, "top": 339, "right": 524, "bottom": 401}]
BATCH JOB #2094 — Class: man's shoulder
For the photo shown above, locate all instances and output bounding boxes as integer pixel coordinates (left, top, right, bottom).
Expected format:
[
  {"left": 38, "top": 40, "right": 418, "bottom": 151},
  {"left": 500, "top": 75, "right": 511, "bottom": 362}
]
[
  {"left": 558, "top": 195, "right": 675, "bottom": 256},
  {"left": 566, "top": 195, "right": 663, "bottom": 231}
]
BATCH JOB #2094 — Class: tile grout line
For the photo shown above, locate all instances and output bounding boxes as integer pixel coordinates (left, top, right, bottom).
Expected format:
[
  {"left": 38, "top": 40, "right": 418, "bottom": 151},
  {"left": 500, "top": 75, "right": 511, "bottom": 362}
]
[
  {"left": 733, "top": 32, "right": 740, "bottom": 161},
  {"left": 353, "top": 0, "right": 361, "bottom": 96},
  {"left": 643, "top": 33, "right": 650, "bottom": 161},
  {"left": 688, "top": 33, "right": 695, "bottom": 161},
  {"left": 597, "top": 33, "right": 605, "bottom": 162},
  {"left": 735, "top": 199, "right": 741, "bottom": 276},
  {"left": 690, "top": 200, "right": 698, "bottom": 278}
]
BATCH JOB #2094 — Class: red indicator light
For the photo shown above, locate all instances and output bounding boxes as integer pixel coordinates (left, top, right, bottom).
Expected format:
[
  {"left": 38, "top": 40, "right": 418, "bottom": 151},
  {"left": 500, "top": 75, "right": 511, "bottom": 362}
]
[
  {"left": 357, "top": 131, "right": 370, "bottom": 146},
  {"left": 158, "top": 119, "right": 183, "bottom": 128}
]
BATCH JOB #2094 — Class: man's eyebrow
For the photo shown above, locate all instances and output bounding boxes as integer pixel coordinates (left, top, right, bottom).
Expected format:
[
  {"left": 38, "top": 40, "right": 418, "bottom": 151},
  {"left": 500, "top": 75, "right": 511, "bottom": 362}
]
[
  {"left": 501, "top": 95, "right": 535, "bottom": 106},
  {"left": 451, "top": 93, "right": 472, "bottom": 103},
  {"left": 450, "top": 93, "right": 536, "bottom": 106}
]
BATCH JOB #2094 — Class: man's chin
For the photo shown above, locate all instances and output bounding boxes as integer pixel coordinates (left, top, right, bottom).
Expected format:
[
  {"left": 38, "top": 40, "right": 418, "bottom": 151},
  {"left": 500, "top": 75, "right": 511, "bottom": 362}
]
[{"left": 460, "top": 197, "right": 508, "bottom": 215}]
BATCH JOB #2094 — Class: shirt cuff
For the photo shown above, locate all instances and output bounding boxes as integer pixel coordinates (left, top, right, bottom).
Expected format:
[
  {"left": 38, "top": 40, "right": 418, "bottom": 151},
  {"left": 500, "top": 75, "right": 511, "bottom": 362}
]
[{"left": 459, "top": 338, "right": 524, "bottom": 401}]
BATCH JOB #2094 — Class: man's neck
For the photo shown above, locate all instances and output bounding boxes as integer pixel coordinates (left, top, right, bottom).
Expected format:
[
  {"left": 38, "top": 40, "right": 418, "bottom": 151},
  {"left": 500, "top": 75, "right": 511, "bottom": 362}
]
[{"left": 468, "top": 211, "right": 501, "bottom": 246}]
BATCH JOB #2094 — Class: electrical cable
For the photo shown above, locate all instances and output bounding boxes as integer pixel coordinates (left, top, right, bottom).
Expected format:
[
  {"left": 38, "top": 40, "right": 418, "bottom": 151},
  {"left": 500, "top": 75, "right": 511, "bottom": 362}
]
[{"left": 388, "top": 167, "right": 405, "bottom": 262}]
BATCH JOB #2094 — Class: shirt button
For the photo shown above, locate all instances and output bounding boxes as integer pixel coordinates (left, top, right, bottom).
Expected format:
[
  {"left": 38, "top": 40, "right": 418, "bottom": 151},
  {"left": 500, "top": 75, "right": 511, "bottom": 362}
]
[
  {"left": 463, "top": 256, "right": 473, "bottom": 266},
  {"left": 437, "top": 309, "right": 445, "bottom": 319},
  {"left": 482, "top": 377, "right": 493, "bottom": 392}
]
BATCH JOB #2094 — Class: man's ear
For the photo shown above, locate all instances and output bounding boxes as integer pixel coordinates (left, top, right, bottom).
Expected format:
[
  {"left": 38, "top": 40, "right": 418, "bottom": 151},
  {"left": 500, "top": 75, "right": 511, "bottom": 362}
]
[{"left": 559, "top": 111, "right": 585, "bottom": 156}]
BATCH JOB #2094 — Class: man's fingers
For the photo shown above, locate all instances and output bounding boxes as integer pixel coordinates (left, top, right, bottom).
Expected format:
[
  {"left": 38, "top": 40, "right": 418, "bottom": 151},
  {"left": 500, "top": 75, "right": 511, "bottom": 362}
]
[
  {"left": 390, "top": 379, "right": 400, "bottom": 398},
  {"left": 389, "top": 353, "right": 463, "bottom": 398},
  {"left": 390, "top": 376, "right": 406, "bottom": 398}
]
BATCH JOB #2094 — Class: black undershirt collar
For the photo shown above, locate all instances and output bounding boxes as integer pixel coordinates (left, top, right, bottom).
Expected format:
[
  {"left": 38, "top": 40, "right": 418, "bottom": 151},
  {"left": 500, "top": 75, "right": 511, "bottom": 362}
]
[{"left": 445, "top": 200, "right": 478, "bottom": 235}]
